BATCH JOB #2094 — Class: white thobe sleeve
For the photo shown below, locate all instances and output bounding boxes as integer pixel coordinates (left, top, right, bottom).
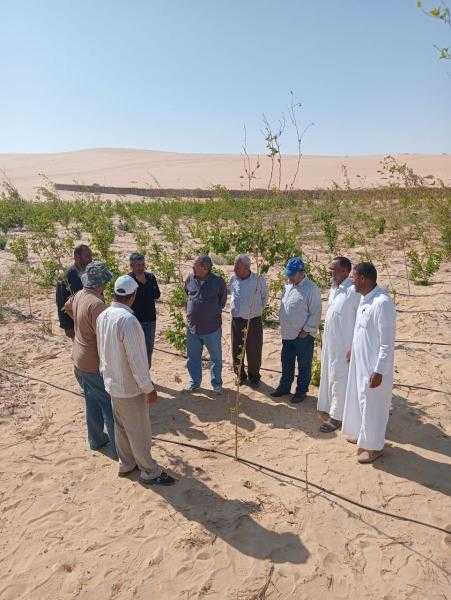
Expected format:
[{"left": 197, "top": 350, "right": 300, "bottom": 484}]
[
  {"left": 344, "top": 289, "right": 360, "bottom": 352},
  {"left": 304, "top": 285, "right": 322, "bottom": 336},
  {"left": 123, "top": 317, "right": 154, "bottom": 394},
  {"left": 374, "top": 300, "right": 396, "bottom": 375}
]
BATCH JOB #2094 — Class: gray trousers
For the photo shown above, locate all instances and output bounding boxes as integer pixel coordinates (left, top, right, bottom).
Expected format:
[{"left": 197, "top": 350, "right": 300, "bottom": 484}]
[{"left": 111, "top": 394, "right": 161, "bottom": 479}]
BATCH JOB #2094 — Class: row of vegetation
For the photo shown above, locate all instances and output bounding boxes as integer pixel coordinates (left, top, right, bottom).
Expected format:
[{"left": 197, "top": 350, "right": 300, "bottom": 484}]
[{"left": 0, "top": 157, "right": 450, "bottom": 364}]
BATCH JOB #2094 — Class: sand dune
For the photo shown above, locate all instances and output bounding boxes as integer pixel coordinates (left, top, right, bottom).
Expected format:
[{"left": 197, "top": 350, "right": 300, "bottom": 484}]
[{"left": 1, "top": 148, "right": 450, "bottom": 198}]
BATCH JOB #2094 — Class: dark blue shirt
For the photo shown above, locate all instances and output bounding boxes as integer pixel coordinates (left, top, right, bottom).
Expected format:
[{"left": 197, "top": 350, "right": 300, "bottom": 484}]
[
  {"left": 55, "top": 265, "right": 83, "bottom": 329},
  {"left": 185, "top": 272, "right": 227, "bottom": 335}
]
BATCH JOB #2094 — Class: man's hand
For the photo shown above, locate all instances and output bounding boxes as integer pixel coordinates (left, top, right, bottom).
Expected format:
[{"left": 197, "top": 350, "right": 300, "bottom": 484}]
[
  {"left": 147, "top": 389, "right": 158, "bottom": 404},
  {"left": 298, "top": 330, "right": 309, "bottom": 339},
  {"left": 346, "top": 349, "right": 351, "bottom": 362},
  {"left": 64, "top": 328, "right": 75, "bottom": 339},
  {"left": 369, "top": 372, "right": 383, "bottom": 388}
]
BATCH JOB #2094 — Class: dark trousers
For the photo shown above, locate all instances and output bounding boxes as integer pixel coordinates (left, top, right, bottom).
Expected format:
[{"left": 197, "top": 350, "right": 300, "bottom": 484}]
[
  {"left": 279, "top": 334, "right": 315, "bottom": 394},
  {"left": 140, "top": 321, "right": 156, "bottom": 367},
  {"left": 231, "top": 316, "right": 263, "bottom": 382}
]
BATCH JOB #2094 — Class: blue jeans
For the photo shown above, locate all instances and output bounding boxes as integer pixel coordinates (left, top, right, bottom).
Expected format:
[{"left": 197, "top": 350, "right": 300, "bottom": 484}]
[
  {"left": 74, "top": 368, "right": 117, "bottom": 456},
  {"left": 278, "top": 335, "right": 315, "bottom": 394},
  {"left": 140, "top": 321, "right": 156, "bottom": 366},
  {"left": 186, "top": 328, "right": 222, "bottom": 388}
]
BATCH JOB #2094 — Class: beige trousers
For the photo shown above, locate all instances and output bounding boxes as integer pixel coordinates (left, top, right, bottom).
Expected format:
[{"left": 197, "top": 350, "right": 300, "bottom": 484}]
[{"left": 111, "top": 394, "right": 161, "bottom": 479}]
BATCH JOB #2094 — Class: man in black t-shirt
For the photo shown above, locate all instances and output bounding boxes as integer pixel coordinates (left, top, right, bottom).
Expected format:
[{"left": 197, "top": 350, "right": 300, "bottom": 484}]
[{"left": 129, "top": 252, "right": 161, "bottom": 367}]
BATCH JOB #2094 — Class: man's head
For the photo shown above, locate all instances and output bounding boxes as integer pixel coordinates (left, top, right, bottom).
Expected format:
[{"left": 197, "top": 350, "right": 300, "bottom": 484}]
[
  {"left": 113, "top": 274, "right": 139, "bottom": 306},
  {"left": 81, "top": 260, "right": 113, "bottom": 293},
  {"left": 285, "top": 257, "right": 305, "bottom": 285},
  {"left": 330, "top": 256, "right": 352, "bottom": 287},
  {"left": 352, "top": 262, "right": 377, "bottom": 295},
  {"left": 193, "top": 255, "right": 212, "bottom": 279},
  {"left": 129, "top": 252, "right": 146, "bottom": 275},
  {"left": 234, "top": 254, "right": 251, "bottom": 279},
  {"left": 74, "top": 244, "right": 92, "bottom": 269}
]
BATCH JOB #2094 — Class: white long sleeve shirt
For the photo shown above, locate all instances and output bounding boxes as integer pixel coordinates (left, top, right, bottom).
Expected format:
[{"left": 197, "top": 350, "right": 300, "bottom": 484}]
[
  {"left": 229, "top": 273, "right": 268, "bottom": 319},
  {"left": 96, "top": 302, "right": 154, "bottom": 398},
  {"left": 279, "top": 276, "right": 322, "bottom": 340}
]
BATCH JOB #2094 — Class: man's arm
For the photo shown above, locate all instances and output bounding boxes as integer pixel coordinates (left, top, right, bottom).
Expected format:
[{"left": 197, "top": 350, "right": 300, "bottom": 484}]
[
  {"left": 218, "top": 278, "right": 227, "bottom": 309},
  {"left": 123, "top": 317, "right": 154, "bottom": 394},
  {"left": 260, "top": 277, "right": 268, "bottom": 308},
  {"left": 150, "top": 274, "right": 161, "bottom": 300},
  {"left": 370, "top": 300, "right": 396, "bottom": 387},
  {"left": 302, "top": 285, "right": 322, "bottom": 336},
  {"left": 56, "top": 280, "right": 74, "bottom": 329}
]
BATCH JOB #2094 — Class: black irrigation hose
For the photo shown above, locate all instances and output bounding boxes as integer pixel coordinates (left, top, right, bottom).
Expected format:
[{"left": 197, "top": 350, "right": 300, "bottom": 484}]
[
  {"left": 0, "top": 367, "right": 84, "bottom": 398},
  {"left": 396, "top": 339, "right": 451, "bottom": 347},
  {"left": 1, "top": 366, "right": 450, "bottom": 535},
  {"left": 153, "top": 436, "right": 451, "bottom": 536},
  {"left": 151, "top": 347, "right": 451, "bottom": 396}
]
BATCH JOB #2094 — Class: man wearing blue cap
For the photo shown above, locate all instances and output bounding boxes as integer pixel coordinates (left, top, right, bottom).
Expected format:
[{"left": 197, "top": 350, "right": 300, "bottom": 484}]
[{"left": 271, "top": 257, "right": 322, "bottom": 403}]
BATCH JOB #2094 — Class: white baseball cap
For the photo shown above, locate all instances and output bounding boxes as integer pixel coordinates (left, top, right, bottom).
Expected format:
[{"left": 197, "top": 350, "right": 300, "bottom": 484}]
[{"left": 114, "top": 275, "right": 139, "bottom": 296}]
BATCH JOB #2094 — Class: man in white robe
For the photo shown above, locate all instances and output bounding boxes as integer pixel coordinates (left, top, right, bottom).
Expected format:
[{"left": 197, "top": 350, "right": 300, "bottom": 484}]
[
  {"left": 342, "top": 262, "right": 396, "bottom": 464},
  {"left": 317, "top": 257, "right": 360, "bottom": 432}
]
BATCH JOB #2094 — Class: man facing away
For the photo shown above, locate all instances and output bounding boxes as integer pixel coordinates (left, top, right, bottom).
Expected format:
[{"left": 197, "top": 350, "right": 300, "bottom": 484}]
[
  {"left": 184, "top": 255, "right": 227, "bottom": 393},
  {"left": 342, "top": 262, "right": 396, "bottom": 464},
  {"left": 128, "top": 252, "right": 161, "bottom": 367},
  {"left": 229, "top": 254, "right": 268, "bottom": 388},
  {"left": 64, "top": 260, "right": 117, "bottom": 457},
  {"left": 271, "top": 257, "right": 322, "bottom": 404},
  {"left": 317, "top": 257, "right": 360, "bottom": 432},
  {"left": 56, "top": 244, "right": 92, "bottom": 339},
  {"left": 96, "top": 275, "right": 175, "bottom": 485}
]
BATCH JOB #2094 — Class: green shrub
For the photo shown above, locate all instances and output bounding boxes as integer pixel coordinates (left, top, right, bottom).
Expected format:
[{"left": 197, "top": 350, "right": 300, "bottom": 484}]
[{"left": 407, "top": 248, "right": 442, "bottom": 285}]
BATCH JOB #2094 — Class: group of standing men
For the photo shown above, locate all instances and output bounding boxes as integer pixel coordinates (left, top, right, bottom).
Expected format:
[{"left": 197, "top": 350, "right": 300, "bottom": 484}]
[{"left": 56, "top": 244, "right": 396, "bottom": 484}]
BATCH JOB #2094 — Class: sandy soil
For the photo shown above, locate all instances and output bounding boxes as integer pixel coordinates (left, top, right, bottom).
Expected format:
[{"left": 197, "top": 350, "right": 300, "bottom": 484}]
[
  {"left": 1, "top": 148, "right": 451, "bottom": 198},
  {"left": 0, "top": 229, "right": 450, "bottom": 599}
]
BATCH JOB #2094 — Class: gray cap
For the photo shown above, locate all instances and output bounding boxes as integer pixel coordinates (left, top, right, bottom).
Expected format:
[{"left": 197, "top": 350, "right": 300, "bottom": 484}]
[{"left": 81, "top": 260, "right": 113, "bottom": 288}]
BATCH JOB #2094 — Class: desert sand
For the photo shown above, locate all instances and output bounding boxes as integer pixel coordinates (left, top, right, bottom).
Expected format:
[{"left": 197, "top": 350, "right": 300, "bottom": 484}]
[
  {"left": 1, "top": 148, "right": 451, "bottom": 198},
  {"left": 0, "top": 220, "right": 450, "bottom": 599}
]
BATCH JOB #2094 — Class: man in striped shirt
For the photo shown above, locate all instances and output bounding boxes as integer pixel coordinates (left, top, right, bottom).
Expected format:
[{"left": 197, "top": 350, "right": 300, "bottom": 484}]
[{"left": 96, "top": 275, "right": 175, "bottom": 486}]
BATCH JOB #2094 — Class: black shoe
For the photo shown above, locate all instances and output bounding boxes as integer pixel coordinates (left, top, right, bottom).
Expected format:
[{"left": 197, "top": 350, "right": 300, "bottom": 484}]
[
  {"left": 270, "top": 387, "right": 290, "bottom": 398},
  {"left": 248, "top": 377, "right": 261, "bottom": 389},
  {"left": 139, "top": 470, "right": 177, "bottom": 486},
  {"left": 290, "top": 392, "right": 307, "bottom": 404}
]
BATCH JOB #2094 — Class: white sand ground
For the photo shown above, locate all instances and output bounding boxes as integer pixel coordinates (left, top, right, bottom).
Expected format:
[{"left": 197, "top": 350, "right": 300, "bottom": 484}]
[
  {"left": 0, "top": 231, "right": 450, "bottom": 599},
  {"left": 1, "top": 148, "right": 451, "bottom": 198}
]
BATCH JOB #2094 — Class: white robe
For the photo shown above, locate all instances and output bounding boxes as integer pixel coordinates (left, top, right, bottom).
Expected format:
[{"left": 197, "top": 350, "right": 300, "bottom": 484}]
[
  {"left": 342, "top": 286, "right": 396, "bottom": 450},
  {"left": 317, "top": 279, "right": 360, "bottom": 420}
]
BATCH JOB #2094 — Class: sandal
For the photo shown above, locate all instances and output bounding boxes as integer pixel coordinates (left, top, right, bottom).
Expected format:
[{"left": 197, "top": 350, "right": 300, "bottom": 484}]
[{"left": 319, "top": 419, "right": 341, "bottom": 433}]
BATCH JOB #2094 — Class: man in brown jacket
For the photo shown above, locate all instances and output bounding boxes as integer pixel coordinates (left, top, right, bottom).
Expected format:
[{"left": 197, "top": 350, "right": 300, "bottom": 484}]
[{"left": 65, "top": 261, "right": 116, "bottom": 457}]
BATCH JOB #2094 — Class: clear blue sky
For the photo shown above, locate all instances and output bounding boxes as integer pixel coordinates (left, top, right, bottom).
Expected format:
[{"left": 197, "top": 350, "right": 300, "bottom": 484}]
[{"left": 1, "top": 0, "right": 450, "bottom": 155}]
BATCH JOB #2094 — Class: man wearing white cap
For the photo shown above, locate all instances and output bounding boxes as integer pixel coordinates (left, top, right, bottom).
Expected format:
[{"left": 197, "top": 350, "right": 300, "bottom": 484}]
[{"left": 96, "top": 275, "right": 175, "bottom": 485}]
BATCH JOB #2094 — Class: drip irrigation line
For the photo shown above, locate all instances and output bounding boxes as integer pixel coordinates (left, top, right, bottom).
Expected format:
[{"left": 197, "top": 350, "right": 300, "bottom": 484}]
[
  {"left": 151, "top": 347, "right": 451, "bottom": 396},
  {"left": 1, "top": 366, "right": 450, "bottom": 535},
  {"left": 396, "top": 340, "right": 451, "bottom": 347},
  {"left": 0, "top": 367, "right": 83, "bottom": 398},
  {"left": 153, "top": 436, "right": 451, "bottom": 536}
]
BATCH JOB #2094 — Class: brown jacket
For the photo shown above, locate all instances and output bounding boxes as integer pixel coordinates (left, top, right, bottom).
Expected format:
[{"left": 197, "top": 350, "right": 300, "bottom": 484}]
[{"left": 64, "top": 289, "right": 106, "bottom": 373}]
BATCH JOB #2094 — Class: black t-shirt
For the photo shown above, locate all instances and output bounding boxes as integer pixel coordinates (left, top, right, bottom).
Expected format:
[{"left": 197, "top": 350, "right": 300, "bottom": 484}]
[
  {"left": 129, "top": 271, "right": 161, "bottom": 323},
  {"left": 55, "top": 264, "right": 83, "bottom": 329}
]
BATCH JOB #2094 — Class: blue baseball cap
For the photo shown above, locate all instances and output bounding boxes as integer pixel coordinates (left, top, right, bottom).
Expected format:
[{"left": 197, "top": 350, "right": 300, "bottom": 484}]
[{"left": 285, "top": 257, "right": 305, "bottom": 277}]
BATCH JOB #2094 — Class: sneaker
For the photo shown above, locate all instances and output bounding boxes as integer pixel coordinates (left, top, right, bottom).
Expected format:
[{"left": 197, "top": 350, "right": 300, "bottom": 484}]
[
  {"left": 270, "top": 387, "right": 290, "bottom": 398},
  {"left": 212, "top": 385, "right": 223, "bottom": 395},
  {"left": 138, "top": 470, "right": 177, "bottom": 486},
  {"left": 185, "top": 382, "right": 200, "bottom": 392},
  {"left": 290, "top": 391, "right": 306, "bottom": 404}
]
